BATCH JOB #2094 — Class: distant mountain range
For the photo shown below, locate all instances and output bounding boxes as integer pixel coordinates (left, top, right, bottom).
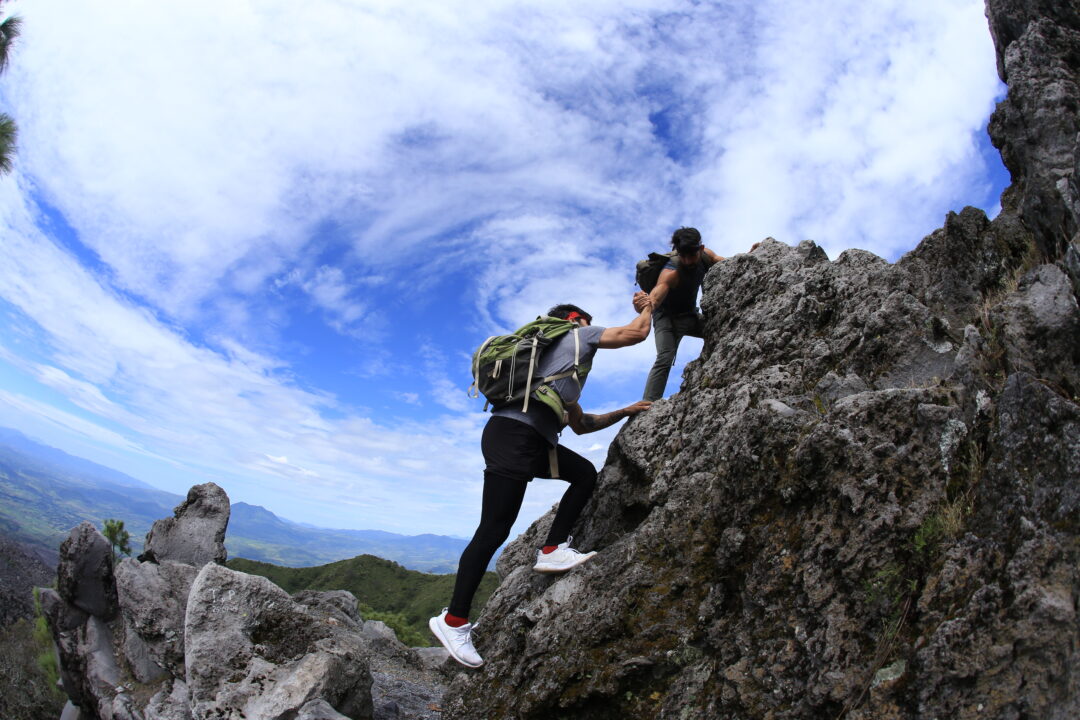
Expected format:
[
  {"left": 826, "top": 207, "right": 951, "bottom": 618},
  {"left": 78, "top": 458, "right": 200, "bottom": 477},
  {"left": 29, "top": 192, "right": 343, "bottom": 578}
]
[{"left": 0, "top": 428, "right": 469, "bottom": 573}]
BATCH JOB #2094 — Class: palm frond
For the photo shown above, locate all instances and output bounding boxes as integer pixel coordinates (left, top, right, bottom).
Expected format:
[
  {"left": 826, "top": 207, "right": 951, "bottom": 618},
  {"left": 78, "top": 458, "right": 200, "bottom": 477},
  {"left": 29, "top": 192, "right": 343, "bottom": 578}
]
[
  {"left": 0, "top": 15, "right": 22, "bottom": 74},
  {"left": 0, "top": 113, "right": 18, "bottom": 175}
]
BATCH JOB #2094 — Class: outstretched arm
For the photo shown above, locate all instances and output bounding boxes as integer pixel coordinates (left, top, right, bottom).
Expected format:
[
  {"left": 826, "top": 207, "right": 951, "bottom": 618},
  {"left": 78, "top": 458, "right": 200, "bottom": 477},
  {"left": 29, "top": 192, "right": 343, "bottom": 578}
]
[
  {"left": 704, "top": 247, "right": 725, "bottom": 262},
  {"left": 566, "top": 401, "right": 652, "bottom": 435},
  {"left": 598, "top": 294, "right": 654, "bottom": 348}
]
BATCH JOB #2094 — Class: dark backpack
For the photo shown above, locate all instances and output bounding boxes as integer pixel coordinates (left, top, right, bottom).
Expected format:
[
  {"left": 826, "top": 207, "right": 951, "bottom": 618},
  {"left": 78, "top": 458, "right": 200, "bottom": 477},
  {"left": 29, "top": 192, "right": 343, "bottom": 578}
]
[
  {"left": 468, "top": 317, "right": 590, "bottom": 422},
  {"left": 635, "top": 251, "right": 677, "bottom": 292},
  {"left": 635, "top": 250, "right": 716, "bottom": 292}
]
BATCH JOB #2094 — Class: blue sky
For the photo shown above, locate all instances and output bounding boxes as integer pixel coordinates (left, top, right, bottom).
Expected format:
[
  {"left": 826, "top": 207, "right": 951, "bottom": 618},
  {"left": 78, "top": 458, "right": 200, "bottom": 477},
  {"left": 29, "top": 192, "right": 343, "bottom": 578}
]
[{"left": 0, "top": 0, "right": 1008, "bottom": 540}]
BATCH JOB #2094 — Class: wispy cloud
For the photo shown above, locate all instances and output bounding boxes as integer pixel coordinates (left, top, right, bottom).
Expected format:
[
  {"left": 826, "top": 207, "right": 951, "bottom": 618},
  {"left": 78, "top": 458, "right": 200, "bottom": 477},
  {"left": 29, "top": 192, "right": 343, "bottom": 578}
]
[{"left": 0, "top": 0, "right": 1005, "bottom": 539}]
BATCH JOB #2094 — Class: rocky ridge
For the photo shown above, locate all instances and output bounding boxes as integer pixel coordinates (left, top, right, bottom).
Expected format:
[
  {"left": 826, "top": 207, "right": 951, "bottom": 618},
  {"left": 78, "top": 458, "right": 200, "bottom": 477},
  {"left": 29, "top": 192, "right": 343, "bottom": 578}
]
[
  {"left": 441, "top": 1, "right": 1080, "bottom": 718},
  {"left": 41, "top": 483, "right": 453, "bottom": 720}
]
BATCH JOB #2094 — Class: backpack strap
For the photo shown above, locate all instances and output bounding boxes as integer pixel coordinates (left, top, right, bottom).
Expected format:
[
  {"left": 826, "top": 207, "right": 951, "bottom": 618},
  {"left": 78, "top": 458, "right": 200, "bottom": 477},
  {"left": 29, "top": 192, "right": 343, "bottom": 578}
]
[
  {"left": 538, "top": 326, "right": 581, "bottom": 385},
  {"left": 469, "top": 335, "right": 497, "bottom": 399},
  {"left": 548, "top": 446, "right": 560, "bottom": 479},
  {"left": 521, "top": 336, "right": 540, "bottom": 413}
]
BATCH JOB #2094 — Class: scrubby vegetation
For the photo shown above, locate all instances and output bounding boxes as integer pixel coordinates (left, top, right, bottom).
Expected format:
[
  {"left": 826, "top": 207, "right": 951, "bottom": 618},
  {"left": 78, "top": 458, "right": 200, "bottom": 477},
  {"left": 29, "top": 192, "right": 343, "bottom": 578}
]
[{"left": 0, "top": 590, "right": 65, "bottom": 720}]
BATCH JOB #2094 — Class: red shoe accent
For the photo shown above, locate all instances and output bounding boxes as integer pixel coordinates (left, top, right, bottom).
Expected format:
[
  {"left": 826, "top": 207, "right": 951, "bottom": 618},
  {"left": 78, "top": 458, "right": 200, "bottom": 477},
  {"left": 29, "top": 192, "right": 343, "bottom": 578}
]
[
  {"left": 541, "top": 545, "right": 558, "bottom": 554},
  {"left": 444, "top": 612, "right": 469, "bottom": 628}
]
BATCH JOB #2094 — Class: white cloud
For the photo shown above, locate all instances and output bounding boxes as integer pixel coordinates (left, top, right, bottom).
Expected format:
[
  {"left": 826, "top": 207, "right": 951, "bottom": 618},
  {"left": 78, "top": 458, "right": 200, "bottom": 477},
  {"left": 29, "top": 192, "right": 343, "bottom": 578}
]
[
  {"left": 690, "top": 0, "right": 1001, "bottom": 259},
  {"left": 0, "top": 388, "right": 148, "bottom": 456},
  {"left": 0, "top": 176, "right": 495, "bottom": 533},
  {"left": 0, "top": 0, "right": 1007, "bottom": 540}
]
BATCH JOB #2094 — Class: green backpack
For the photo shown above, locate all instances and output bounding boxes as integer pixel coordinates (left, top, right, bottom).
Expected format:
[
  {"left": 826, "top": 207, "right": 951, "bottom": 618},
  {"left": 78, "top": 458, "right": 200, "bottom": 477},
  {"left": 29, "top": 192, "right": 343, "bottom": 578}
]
[{"left": 468, "top": 316, "right": 591, "bottom": 424}]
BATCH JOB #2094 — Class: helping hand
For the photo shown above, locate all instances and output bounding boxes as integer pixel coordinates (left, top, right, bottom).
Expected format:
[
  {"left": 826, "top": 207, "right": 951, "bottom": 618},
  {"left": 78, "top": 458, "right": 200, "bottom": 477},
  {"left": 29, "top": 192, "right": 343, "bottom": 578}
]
[
  {"left": 623, "top": 400, "right": 652, "bottom": 416},
  {"left": 633, "top": 291, "right": 652, "bottom": 313}
]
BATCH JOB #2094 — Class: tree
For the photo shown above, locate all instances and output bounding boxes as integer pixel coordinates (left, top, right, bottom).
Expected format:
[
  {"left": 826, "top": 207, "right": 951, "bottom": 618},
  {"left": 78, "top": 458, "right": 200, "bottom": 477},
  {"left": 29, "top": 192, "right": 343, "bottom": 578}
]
[
  {"left": 0, "top": 114, "right": 15, "bottom": 174},
  {"left": 0, "top": 10, "right": 20, "bottom": 74},
  {"left": 0, "top": 3, "right": 20, "bottom": 175},
  {"left": 102, "top": 519, "right": 132, "bottom": 562}
]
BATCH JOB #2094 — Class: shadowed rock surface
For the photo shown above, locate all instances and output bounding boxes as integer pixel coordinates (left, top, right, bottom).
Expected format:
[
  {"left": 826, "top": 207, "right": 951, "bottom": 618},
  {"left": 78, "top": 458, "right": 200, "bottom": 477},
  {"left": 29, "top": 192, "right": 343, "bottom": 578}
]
[
  {"left": 41, "top": 482, "right": 450, "bottom": 720},
  {"left": 0, "top": 532, "right": 54, "bottom": 626},
  {"left": 441, "top": 1, "right": 1079, "bottom": 718}
]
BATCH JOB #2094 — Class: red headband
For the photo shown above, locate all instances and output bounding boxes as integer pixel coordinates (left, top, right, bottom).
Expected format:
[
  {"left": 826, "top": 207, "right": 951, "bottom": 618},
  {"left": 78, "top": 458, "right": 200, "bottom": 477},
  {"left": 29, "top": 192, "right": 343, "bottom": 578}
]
[{"left": 566, "top": 312, "right": 583, "bottom": 322}]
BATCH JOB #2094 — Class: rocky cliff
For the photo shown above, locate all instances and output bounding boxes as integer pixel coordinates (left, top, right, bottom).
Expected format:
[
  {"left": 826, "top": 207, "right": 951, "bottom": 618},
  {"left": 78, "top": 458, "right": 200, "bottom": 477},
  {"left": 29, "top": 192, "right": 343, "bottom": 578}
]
[
  {"left": 41, "top": 483, "right": 453, "bottom": 720},
  {"left": 442, "top": 1, "right": 1080, "bottom": 718},
  {"left": 43, "top": 1, "right": 1078, "bottom": 718}
]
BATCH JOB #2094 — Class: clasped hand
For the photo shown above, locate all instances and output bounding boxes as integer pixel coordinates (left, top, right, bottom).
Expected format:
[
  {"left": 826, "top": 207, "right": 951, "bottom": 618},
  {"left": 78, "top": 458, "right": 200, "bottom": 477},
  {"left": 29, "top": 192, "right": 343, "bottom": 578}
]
[{"left": 633, "top": 291, "right": 653, "bottom": 313}]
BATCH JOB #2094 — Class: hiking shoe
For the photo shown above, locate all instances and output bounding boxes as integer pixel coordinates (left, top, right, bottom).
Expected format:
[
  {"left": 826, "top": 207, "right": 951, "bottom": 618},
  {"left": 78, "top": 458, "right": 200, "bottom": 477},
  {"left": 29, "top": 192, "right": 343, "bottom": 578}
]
[
  {"left": 532, "top": 537, "right": 596, "bottom": 574},
  {"left": 429, "top": 609, "right": 483, "bottom": 668}
]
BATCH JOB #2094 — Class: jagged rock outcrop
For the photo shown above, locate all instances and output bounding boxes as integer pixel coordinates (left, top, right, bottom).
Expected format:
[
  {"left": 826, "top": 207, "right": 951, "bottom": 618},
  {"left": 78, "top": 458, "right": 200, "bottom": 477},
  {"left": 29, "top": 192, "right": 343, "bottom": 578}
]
[
  {"left": 42, "top": 482, "right": 449, "bottom": 720},
  {"left": 184, "top": 563, "right": 373, "bottom": 719},
  {"left": 443, "top": 1, "right": 1079, "bottom": 718},
  {"left": 139, "top": 483, "right": 230, "bottom": 566}
]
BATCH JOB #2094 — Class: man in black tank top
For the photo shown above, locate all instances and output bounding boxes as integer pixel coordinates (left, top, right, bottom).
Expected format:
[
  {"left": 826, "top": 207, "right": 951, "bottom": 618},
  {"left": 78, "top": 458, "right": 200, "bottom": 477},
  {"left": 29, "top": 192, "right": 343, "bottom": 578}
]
[{"left": 641, "top": 227, "right": 726, "bottom": 401}]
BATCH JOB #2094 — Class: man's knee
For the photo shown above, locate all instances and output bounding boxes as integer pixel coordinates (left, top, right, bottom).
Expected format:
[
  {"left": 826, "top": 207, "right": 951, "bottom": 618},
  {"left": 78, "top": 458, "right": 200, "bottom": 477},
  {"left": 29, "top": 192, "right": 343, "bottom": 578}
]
[
  {"left": 565, "top": 459, "right": 597, "bottom": 492},
  {"left": 653, "top": 346, "right": 678, "bottom": 367},
  {"left": 470, "top": 522, "right": 513, "bottom": 552}
]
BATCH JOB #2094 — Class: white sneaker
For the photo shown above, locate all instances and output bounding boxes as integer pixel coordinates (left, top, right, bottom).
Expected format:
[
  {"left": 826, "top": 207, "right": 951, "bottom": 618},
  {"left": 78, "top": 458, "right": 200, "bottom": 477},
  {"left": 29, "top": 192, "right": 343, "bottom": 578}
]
[
  {"left": 532, "top": 537, "right": 596, "bottom": 574},
  {"left": 429, "top": 609, "right": 483, "bottom": 668}
]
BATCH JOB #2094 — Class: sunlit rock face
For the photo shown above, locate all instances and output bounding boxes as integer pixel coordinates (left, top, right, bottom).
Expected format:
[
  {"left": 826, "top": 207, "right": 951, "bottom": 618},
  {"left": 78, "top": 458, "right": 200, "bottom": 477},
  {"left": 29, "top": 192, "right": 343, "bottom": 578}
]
[
  {"left": 42, "top": 483, "right": 450, "bottom": 720},
  {"left": 443, "top": 2, "right": 1079, "bottom": 718}
]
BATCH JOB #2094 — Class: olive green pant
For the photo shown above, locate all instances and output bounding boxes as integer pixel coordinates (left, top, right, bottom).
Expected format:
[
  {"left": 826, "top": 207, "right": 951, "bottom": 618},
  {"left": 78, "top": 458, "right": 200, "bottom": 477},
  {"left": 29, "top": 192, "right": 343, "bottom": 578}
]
[{"left": 642, "top": 311, "right": 704, "bottom": 401}]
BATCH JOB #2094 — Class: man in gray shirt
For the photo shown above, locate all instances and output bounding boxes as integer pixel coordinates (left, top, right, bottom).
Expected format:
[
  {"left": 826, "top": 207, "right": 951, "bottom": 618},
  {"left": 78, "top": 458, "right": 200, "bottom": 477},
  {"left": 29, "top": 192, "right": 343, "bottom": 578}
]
[{"left": 430, "top": 295, "right": 654, "bottom": 668}]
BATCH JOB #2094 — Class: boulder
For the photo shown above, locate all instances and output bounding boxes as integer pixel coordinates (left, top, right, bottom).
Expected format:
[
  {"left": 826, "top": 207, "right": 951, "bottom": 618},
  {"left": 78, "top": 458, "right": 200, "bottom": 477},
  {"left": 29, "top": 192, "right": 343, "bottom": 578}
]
[
  {"left": 57, "top": 521, "right": 118, "bottom": 620},
  {"left": 114, "top": 558, "right": 198, "bottom": 680},
  {"left": 298, "top": 699, "right": 353, "bottom": 720},
  {"left": 144, "top": 679, "right": 193, "bottom": 720},
  {"left": 184, "top": 562, "right": 374, "bottom": 720},
  {"left": 141, "top": 483, "right": 229, "bottom": 566},
  {"left": 40, "top": 587, "right": 122, "bottom": 719},
  {"left": 60, "top": 701, "right": 84, "bottom": 720}
]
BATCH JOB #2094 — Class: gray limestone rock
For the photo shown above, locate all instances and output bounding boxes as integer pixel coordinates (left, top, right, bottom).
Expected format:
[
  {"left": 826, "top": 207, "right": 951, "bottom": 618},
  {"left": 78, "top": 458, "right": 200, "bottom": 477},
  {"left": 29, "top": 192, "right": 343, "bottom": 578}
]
[
  {"left": 57, "top": 521, "right": 118, "bottom": 620},
  {"left": 442, "top": 3, "right": 1080, "bottom": 716},
  {"left": 43, "top": 604, "right": 123, "bottom": 719},
  {"left": 413, "top": 646, "right": 452, "bottom": 674},
  {"left": 293, "top": 588, "right": 364, "bottom": 630},
  {"left": 298, "top": 698, "right": 353, "bottom": 720},
  {"left": 370, "top": 672, "right": 445, "bottom": 720},
  {"left": 141, "top": 483, "right": 229, "bottom": 566},
  {"left": 144, "top": 679, "right": 193, "bottom": 720},
  {"left": 114, "top": 558, "right": 197, "bottom": 680},
  {"left": 184, "top": 562, "right": 374, "bottom": 720},
  {"left": 995, "top": 262, "right": 1080, "bottom": 395},
  {"left": 60, "top": 701, "right": 84, "bottom": 720}
]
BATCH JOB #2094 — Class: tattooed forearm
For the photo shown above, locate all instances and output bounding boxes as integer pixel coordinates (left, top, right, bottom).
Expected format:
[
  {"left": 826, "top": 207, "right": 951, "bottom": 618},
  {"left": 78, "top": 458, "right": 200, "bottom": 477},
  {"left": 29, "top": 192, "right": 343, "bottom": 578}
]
[{"left": 579, "top": 408, "right": 627, "bottom": 433}]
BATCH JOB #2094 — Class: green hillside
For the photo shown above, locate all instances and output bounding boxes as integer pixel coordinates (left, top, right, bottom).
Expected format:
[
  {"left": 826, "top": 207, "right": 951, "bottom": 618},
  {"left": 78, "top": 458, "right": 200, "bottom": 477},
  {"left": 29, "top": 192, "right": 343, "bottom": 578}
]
[{"left": 227, "top": 554, "right": 498, "bottom": 647}]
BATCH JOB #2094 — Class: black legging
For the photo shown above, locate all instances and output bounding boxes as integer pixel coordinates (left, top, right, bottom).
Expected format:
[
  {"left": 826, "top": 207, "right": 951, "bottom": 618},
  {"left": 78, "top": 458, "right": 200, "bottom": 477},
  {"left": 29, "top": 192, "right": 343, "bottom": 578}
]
[{"left": 448, "top": 416, "right": 597, "bottom": 619}]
